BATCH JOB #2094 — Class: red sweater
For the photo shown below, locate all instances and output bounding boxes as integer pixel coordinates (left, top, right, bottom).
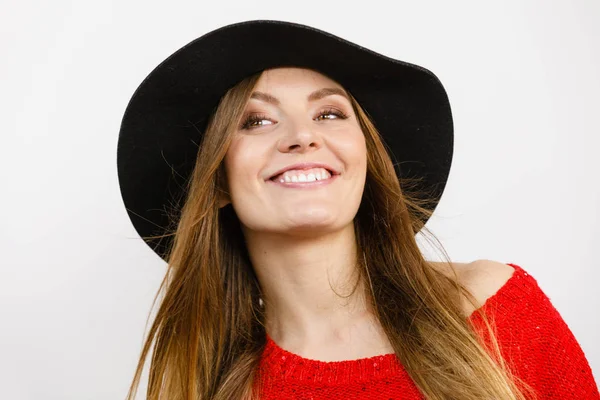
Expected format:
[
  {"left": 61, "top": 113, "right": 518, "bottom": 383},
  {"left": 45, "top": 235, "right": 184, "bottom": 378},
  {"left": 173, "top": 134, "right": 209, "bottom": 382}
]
[{"left": 255, "top": 263, "right": 599, "bottom": 399}]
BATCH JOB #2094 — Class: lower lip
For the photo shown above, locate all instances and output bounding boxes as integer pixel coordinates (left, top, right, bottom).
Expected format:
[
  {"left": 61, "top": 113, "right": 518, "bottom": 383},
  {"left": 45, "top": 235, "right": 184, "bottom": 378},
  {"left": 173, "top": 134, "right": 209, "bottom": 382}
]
[{"left": 267, "top": 174, "right": 339, "bottom": 188}]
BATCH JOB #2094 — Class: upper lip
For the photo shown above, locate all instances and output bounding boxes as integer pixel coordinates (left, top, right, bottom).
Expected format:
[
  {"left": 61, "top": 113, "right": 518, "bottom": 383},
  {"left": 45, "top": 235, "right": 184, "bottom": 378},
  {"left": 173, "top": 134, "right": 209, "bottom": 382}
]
[{"left": 266, "top": 162, "right": 341, "bottom": 180}]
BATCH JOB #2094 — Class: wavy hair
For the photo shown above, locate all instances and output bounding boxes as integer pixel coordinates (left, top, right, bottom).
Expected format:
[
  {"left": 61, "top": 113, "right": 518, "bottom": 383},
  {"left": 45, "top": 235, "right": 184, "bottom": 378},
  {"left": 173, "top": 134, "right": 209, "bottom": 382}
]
[{"left": 125, "top": 70, "right": 537, "bottom": 400}]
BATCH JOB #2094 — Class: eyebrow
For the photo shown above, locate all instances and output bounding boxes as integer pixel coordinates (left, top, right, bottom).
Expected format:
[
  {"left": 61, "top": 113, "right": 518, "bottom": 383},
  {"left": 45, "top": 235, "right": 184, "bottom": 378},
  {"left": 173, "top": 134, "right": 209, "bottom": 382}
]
[{"left": 249, "top": 87, "right": 350, "bottom": 105}]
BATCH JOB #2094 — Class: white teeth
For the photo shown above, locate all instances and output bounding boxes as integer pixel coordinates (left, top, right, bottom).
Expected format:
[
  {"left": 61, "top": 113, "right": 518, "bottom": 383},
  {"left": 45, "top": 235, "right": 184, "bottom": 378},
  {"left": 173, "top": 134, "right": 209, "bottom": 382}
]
[{"left": 274, "top": 167, "right": 333, "bottom": 183}]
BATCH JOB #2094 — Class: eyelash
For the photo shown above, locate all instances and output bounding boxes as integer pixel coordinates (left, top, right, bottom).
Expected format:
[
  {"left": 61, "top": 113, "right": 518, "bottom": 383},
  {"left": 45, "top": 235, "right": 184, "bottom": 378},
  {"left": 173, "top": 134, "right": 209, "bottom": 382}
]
[{"left": 239, "top": 108, "right": 349, "bottom": 130}]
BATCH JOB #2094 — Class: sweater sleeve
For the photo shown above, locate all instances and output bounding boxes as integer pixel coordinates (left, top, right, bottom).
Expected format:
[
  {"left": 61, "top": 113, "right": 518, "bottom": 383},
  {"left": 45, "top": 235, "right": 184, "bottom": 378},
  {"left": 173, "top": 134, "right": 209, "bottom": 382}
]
[
  {"left": 525, "top": 288, "right": 599, "bottom": 398},
  {"left": 478, "top": 264, "right": 600, "bottom": 399}
]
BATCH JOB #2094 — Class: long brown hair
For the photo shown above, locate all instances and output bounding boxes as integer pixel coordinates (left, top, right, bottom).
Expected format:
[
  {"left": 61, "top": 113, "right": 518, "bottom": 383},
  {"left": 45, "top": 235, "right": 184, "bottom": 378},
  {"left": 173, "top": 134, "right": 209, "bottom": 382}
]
[{"left": 125, "top": 70, "right": 537, "bottom": 400}]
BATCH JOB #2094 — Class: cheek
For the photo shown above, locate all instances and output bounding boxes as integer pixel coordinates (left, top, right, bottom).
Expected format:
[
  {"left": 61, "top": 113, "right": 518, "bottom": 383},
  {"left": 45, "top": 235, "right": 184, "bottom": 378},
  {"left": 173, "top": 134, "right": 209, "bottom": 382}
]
[
  {"left": 331, "top": 128, "right": 368, "bottom": 169},
  {"left": 224, "top": 137, "right": 267, "bottom": 194}
]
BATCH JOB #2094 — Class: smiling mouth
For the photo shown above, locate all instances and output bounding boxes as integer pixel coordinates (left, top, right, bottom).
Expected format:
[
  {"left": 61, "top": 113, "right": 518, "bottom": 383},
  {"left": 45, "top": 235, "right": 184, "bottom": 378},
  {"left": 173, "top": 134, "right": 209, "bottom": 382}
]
[{"left": 270, "top": 167, "right": 335, "bottom": 183}]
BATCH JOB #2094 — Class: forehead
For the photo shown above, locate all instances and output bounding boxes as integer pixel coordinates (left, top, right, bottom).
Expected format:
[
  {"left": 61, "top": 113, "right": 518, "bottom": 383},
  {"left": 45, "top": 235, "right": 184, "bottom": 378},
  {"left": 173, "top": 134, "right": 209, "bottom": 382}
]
[{"left": 254, "top": 67, "right": 343, "bottom": 91}]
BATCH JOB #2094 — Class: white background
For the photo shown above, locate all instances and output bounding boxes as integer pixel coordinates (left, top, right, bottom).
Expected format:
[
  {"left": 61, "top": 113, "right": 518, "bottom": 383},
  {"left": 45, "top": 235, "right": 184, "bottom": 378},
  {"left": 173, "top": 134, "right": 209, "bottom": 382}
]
[{"left": 1, "top": 0, "right": 598, "bottom": 398}]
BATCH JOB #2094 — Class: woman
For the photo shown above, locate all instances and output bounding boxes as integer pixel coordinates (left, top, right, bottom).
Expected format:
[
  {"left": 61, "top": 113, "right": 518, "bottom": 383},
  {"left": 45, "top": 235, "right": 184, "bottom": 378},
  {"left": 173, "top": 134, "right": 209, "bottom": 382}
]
[{"left": 117, "top": 20, "right": 599, "bottom": 399}]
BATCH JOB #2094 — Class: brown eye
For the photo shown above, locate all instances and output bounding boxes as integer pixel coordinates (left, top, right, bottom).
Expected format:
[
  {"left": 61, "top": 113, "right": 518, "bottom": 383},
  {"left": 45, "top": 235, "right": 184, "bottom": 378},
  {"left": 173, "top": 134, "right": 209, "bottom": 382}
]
[
  {"left": 240, "top": 114, "right": 274, "bottom": 130},
  {"left": 315, "top": 108, "right": 348, "bottom": 121}
]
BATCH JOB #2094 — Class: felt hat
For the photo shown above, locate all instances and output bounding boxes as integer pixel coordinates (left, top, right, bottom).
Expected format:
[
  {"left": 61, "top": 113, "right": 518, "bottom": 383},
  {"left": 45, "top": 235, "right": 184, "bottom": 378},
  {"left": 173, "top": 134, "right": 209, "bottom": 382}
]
[{"left": 117, "top": 19, "right": 454, "bottom": 260}]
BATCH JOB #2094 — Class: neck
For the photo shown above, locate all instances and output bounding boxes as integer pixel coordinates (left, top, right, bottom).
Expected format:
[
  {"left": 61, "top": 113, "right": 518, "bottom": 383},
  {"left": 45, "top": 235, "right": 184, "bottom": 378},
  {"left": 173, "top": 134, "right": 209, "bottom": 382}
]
[{"left": 244, "top": 224, "right": 375, "bottom": 348}]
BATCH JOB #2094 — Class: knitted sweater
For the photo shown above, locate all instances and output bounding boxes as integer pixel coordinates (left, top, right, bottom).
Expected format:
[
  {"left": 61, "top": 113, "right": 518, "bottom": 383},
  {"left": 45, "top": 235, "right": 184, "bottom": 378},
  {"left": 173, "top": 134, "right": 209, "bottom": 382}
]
[{"left": 254, "top": 263, "right": 599, "bottom": 399}]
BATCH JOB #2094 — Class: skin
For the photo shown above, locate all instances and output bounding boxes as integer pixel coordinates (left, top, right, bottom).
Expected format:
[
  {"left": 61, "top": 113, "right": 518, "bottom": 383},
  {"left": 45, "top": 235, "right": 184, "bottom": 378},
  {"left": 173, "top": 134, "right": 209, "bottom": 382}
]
[{"left": 221, "top": 67, "right": 516, "bottom": 361}]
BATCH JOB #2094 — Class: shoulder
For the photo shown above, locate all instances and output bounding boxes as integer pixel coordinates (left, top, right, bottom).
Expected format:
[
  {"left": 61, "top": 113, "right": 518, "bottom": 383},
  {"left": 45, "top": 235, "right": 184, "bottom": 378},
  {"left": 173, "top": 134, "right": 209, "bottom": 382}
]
[
  {"left": 432, "top": 259, "right": 517, "bottom": 316},
  {"left": 449, "top": 262, "right": 600, "bottom": 397},
  {"left": 459, "top": 259, "right": 517, "bottom": 304}
]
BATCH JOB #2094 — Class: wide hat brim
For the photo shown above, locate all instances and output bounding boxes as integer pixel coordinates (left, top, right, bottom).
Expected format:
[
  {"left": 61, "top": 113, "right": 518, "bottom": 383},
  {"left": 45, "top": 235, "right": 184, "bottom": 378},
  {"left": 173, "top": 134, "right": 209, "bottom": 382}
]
[{"left": 117, "top": 19, "right": 454, "bottom": 261}]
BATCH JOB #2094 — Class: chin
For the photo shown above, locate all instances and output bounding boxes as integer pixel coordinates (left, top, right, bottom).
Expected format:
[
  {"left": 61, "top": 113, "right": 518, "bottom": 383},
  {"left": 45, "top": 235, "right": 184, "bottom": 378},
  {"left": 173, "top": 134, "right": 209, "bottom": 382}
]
[
  {"left": 280, "top": 210, "right": 348, "bottom": 234},
  {"left": 237, "top": 204, "right": 359, "bottom": 236}
]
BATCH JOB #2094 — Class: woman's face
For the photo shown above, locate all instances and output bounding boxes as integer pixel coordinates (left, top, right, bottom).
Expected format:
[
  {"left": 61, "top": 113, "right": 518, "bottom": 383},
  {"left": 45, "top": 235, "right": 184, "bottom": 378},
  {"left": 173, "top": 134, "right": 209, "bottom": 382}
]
[{"left": 223, "top": 67, "right": 367, "bottom": 236}]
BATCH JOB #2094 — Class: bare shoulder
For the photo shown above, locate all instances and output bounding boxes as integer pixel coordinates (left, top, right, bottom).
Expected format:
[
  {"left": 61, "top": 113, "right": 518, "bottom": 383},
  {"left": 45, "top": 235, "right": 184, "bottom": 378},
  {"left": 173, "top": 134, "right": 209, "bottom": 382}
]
[
  {"left": 458, "top": 259, "right": 516, "bottom": 314},
  {"left": 430, "top": 259, "right": 516, "bottom": 316},
  {"left": 459, "top": 259, "right": 515, "bottom": 295}
]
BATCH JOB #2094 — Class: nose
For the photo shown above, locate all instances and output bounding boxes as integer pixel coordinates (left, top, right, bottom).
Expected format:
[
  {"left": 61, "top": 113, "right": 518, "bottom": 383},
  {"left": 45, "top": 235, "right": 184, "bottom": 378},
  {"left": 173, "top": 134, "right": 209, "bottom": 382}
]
[{"left": 277, "top": 119, "right": 323, "bottom": 154}]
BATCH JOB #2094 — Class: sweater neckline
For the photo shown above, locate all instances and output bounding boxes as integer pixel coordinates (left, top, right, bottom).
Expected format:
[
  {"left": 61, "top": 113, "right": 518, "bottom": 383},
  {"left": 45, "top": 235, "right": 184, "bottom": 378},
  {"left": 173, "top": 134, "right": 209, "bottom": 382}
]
[
  {"left": 258, "top": 263, "right": 524, "bottom": 385},
  {"left": 261, "top": 332, "right": 406, "bottom": 384}
]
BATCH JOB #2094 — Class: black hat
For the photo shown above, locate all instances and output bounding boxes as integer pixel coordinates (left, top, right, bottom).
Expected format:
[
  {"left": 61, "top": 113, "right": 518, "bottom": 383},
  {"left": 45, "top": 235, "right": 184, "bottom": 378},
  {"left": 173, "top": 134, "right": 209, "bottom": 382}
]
[{"left": 117, "top": 19, "right": 454, "bottom": 261}]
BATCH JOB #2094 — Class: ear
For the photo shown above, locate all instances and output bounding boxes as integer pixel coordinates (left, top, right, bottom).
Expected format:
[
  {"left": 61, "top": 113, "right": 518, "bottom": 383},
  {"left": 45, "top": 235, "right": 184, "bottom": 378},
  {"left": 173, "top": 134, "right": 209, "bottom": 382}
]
[
  {"left": 216, "top": 167, "right": 231, "bottom": 208},
  {"left": 217, "top": 190, "right": 231, "bottom": 209}
]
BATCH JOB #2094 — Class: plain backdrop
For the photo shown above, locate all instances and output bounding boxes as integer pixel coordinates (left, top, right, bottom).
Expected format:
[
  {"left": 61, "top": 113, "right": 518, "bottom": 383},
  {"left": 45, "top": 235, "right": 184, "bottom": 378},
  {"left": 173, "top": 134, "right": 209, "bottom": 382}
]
[{"left": 1, "top": 0, "right": 598, "bottom": 398}]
